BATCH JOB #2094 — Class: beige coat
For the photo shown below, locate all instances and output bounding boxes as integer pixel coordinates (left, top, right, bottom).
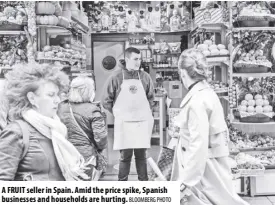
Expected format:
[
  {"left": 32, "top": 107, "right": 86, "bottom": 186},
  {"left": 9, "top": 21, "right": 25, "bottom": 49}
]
[{"left": 171, "top": 81, "right": 248, "bottom": 205}]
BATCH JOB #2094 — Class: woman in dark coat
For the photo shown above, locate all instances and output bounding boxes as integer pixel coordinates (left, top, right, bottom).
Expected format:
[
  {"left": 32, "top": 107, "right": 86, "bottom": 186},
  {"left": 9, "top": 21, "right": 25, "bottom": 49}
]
[{"left": 58, "top": 76, "right": 108, "bottom": 181}]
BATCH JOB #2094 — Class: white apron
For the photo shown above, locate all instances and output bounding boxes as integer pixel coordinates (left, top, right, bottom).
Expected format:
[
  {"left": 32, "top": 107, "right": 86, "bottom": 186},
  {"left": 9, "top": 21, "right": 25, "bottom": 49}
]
[{"left": 112, "top": 72, "right": 154, "bottom": 150}]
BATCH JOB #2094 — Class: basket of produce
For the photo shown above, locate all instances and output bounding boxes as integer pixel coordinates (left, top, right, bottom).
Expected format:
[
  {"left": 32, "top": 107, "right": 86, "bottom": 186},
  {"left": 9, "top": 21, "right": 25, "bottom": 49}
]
[
  {"left": 196, "top": 40, "right": 229, "bottom": 57},
  {"left": 237, "top": 93, "right": 274, "bottom": 123},
  {"left": 233, "top": 48, "right": 272, "bottom": 73},
  {"left": 0, "top": 4, "right": 27, "bottom": 30},
  {"left": 235, "top": 134, "right": 275, "bottom": 151},
  {"left": 234, "top": 62, "right": 271, "bottom": 73},
  {"left": 235, "top": 153, "right": 265, "bottom": 177},
  {"left": 232, "top": 29, "right": 275, "bottom": 73},
  {"left": 233, "top": 2, "right": 275, "bottom": 27}
]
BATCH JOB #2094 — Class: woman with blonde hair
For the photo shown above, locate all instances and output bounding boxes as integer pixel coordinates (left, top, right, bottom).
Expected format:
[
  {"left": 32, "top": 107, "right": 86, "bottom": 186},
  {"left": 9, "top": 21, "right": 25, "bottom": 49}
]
[
  {"left": 170, "top": 49, "right": 248, "bottom": 205},
  {"left": 58, "top": 76, "right": 108, "bottom": 181},
  {"left": 0, "top": 63, "right": 92, "bottom": 181}
]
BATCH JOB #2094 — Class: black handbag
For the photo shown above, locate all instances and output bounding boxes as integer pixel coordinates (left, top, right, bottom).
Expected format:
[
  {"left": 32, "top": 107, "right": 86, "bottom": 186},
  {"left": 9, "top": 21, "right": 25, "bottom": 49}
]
[{"left": 155, "top": 146, "right": 175, "bottom": 181}]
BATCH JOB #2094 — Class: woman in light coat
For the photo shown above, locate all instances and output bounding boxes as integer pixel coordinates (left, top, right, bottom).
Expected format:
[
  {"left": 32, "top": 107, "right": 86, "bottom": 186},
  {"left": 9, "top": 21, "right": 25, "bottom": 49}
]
[{"left": 171, "top": 49, "right": 249, "bottom": 205}]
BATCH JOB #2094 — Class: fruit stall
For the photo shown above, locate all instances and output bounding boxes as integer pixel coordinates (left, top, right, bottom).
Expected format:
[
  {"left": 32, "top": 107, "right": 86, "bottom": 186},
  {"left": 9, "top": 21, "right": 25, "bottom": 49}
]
[
  {"left": 0, "top": 1, "right": 91, "bottom": 79},
  {"left": 229, "top": 1, "right": 275, "bottom": 196}
]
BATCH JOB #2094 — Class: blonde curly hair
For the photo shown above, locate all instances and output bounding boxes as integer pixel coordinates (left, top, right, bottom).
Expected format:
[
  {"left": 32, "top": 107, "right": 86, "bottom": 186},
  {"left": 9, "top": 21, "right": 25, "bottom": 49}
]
[
  {"left": 5, "top": 63, "right": 69, "bottom": 120},
  {"left": 178, "top": 49, "right": 208, "bottom": 81},
  {"left": 68, "top": 76, "right": 95, "bottom": 103}
]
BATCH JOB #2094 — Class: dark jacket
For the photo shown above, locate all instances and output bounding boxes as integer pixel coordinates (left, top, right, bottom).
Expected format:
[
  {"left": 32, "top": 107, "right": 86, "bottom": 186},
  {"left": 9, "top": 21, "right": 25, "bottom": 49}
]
[
  {"left": 0, "top": 121, "right": 65, "bottom": 181},
  {"left": 101, "top": 59, "right": 155, "bottom": 113},
  {"left": 58, "top": 101, "right": 108, "bottom": 161}
]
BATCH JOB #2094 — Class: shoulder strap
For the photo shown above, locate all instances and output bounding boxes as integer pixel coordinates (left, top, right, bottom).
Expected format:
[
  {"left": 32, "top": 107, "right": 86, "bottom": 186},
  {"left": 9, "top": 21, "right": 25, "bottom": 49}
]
[
  {"left": 69, "top": 104, "right": 91, "bottom": 143},
  {"left": 69, "top": 104, "right": 101, "bottom": 155},
  {"left": 16, "top": 120, "right": 30, "bottom": 160}
]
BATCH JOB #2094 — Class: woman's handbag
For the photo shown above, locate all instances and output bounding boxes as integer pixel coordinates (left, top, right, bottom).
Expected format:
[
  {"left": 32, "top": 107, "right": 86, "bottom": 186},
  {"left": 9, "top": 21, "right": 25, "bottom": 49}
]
[
  {"left": 68, "top": 104, "right": 107, "bottom": 172},
  {"left": 155, "top": 137, "right": 179, "bottom": 181},
  {"left": 155, "top": 146, "right": 175, "bottom": 181}
]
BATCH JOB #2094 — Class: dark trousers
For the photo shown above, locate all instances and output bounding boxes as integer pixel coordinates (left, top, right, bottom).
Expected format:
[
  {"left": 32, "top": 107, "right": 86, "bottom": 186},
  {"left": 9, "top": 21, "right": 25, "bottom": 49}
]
[{"left": 118, "top": 148, "right": 148, "bottom": 181}]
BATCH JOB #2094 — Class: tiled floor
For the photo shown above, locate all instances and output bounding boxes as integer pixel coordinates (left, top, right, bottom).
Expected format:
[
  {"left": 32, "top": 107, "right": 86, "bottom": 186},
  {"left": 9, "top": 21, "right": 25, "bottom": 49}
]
[
  {"left": 242, "top": 196, "right": 275, "bottom": 205},
  {"left": 103, "top": 128, "right": 275, "bottom": 204}
]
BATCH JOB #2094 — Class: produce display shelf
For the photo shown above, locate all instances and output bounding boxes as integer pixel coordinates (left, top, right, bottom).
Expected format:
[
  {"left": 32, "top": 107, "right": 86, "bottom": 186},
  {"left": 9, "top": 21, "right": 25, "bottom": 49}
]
[
  {"left": 206, "top": 56, "right": 229, "bottom": 67},
  {"left": 239, "top": 146, "right": 275, "bottom": 152},
  {"left": 90, "top": 30, "right": 190, "bottom": 35},
  {"left": 71, "top": 72, "right": 93, "bottom": 77},
  {"left": 0, "top": 30, "right": 25, "bottom": 35},
  {"left": 36, "top": 57, "right": 82, "bottom": 63},
  {"left": 152, "top": 52, "right": 181, "bottom": 56},
  {"left": 0, "top": 67, "right": 12, "bottom": 72},
  {"left": 239, "top": 168, "right": 265, "bottom": 177},
  {"left": 232, "top": 73, "right": 275, "bottom": 77},
  {"left": 233, "top": 27, "right": 275, "bottom": 32},
  {"left": 191, "top": 22, "right": 228, "bottom": 35},
  {"left": 265, "top": 165, "right": 275, "bottom": 169},
  {"left": 152, "top": 67, "right": 178, "bottom": 71},
  {"left": 37, "top": 25, "right": 71, "bottom": 36},
  {"left": 232, "top": 120, "right": 275, "bottom": 133}
]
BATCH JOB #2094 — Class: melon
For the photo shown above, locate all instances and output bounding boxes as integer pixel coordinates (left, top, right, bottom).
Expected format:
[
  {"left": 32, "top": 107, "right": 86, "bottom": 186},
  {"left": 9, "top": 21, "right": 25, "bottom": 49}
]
[
  {"left": 209, "top": 44, "right": 218, "bottom": 51},
  {"left": 217, "top": 44, "right": 226, "bottom": 50},
  {"left": 255, "top": 99, "right": 264, "bottom": 106},
  {"left": 248, "top": 100, "right": 256, "bottom": 107},
  {"left": 202, "top": 50, "right": 211, "bottom": 56},
  {"left": 197, "top": 44, "right": 208, "bottom": 51},
  {"left": 245, "top": 94, "right": 253, "bottom": 101},
  {"left": 247, "top": 106, "right": 255, "bottom": 113},
  {"left": 241, "top": 100, "right": 248, "bottom": 106},
  {"left": 255, "top": 106, "right": 263, "bottom": 113},
  {"left": 219, "top": 49, "right": 229, "bottom": 55},
  {"left": 254, "top": 94, "right": 262, "bottom": 100},
  {"left": 210, "top": 49, "right": 220, "bottom": 56},
  {"left": 238, "top": 105, "right": 247, "bottom": 112},
  {"left": 263, "top": 100, "right": 269, "bottom": 106},
  {"left": 263, "top": 106, "right": 270, "bottom": 113}
]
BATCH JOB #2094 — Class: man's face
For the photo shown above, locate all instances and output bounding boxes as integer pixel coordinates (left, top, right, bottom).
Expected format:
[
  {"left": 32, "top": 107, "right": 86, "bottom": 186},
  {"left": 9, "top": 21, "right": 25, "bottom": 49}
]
[{"left": 125, "top": 52, "right": 141, "bottom": 71}]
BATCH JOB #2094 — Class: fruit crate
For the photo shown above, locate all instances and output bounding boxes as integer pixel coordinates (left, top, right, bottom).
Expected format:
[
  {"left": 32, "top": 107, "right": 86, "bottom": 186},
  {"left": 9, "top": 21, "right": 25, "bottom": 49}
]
[
  {"left": 234, "top": 62, "right": 270, "bottom": 73},
  {"left": 236, "top": 16, "right": 275, "bottom": 27},
  {"left": 238, "top": 167, "right": 265, "bottom": 177},
  {"left": 239, "top": 113, "right": 273, "bottom": 123}
]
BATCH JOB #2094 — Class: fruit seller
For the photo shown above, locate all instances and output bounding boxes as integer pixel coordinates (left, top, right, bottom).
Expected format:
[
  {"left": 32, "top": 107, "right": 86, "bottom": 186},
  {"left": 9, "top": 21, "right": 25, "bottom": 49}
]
[
  {"left": 102, "top": 47, "right": 154, "bottom": 181},
  {"left": 170, "top": 48, "right": 249, "bottom": 205}
]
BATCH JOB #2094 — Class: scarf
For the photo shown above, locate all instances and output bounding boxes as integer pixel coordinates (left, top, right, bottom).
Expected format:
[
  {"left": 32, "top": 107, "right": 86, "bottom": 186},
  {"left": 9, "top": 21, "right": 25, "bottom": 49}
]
[{"left": 22, "top": 109, "right": 95, "bottom": 181}]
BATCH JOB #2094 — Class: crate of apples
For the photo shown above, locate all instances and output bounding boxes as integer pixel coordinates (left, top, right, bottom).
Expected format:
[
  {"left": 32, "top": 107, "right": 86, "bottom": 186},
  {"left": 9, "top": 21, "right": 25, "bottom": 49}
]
[{"left": 237, "top": 93, "right": 274, "bottom": 122}]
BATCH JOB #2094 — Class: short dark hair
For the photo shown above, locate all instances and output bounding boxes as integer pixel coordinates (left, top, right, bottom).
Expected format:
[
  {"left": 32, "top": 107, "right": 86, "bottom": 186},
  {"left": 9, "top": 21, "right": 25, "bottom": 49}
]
[{"left": 125, "top": 47, "right": 140, "bottom": 59}]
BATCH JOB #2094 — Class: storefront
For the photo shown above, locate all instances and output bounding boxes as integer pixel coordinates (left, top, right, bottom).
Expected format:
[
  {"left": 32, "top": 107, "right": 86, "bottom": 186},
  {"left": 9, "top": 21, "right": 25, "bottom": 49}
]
[{"left": 0, "top": 0, "right": 275, "bottom": 201}]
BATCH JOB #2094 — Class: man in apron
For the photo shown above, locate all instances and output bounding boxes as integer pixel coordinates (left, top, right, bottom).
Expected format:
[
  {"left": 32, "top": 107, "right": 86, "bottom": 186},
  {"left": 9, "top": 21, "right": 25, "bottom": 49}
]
[{"left": 102, "top": 47, "right": 154, "bottom": 181}]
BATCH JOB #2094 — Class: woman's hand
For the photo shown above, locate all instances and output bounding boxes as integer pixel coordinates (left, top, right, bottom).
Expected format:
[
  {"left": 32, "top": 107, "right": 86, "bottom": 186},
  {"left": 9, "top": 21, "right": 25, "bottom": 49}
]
[{"left": 168, "top": 137, "right": 178, "bottom": 149}]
